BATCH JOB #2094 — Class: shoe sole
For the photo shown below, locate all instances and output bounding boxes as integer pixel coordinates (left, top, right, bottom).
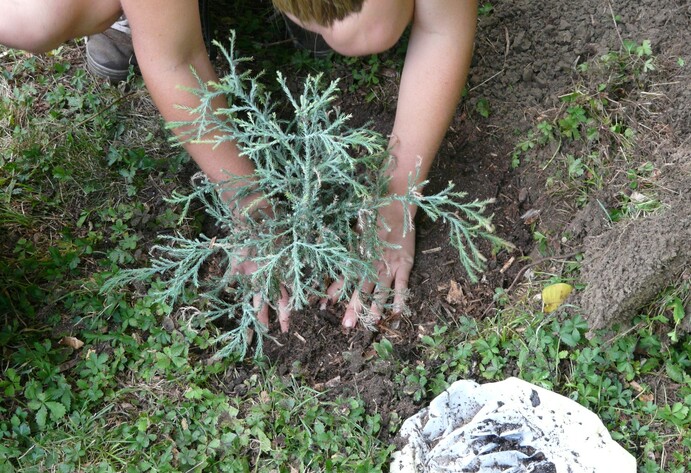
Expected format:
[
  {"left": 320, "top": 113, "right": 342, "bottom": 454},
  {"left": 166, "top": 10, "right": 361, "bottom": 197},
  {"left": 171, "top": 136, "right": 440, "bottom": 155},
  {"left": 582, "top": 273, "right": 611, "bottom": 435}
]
[{"left": 86, "top": 54, "right": 130, "bottom": 83}]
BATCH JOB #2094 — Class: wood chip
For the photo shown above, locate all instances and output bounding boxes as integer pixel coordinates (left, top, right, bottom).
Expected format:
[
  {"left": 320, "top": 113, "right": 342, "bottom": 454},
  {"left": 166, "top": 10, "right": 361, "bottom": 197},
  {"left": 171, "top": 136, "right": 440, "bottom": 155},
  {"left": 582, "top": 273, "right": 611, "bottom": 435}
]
[
  {"left": 499, "top": 256, "right": 516, "bottom": 274},
  {"left": 325, "top": 376, "right": 341, "bottom": 389},
  {"left": 313, "top": 376, "right": 342, "bottom": 391},
  {"left": 60, "top": 336, "right": 84, "bottom": 350}
]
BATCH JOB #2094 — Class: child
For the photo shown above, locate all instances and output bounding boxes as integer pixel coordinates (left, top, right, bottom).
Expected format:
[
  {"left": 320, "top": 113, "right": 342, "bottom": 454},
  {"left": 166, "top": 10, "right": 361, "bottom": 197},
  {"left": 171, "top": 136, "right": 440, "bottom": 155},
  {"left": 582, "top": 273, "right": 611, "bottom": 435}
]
[{"left": 0, "top": 0, "right": 478, "bottom": 332}]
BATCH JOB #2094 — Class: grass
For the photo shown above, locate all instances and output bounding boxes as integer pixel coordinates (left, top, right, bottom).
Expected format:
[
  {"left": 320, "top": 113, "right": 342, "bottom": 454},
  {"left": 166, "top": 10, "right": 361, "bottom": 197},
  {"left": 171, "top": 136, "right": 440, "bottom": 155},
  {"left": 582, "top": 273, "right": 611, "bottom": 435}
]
[
  {"left": 1, "top": 31, "right": 401, "bottom": 471},
  {"left": 1, "top": 16, "right": 689, "bottom": 473}
]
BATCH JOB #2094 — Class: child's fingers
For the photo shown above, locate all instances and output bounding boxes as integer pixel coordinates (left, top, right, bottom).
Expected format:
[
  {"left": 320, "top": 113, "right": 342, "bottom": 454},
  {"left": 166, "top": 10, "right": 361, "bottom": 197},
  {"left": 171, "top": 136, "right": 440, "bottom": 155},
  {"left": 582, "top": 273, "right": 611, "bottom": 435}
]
[
  {"left": 278, "top": 285, "right": 291, "bottom": 332},
  {"left": 342, "top": 278, "right": 377, "bottom": 328},
  {"left": 322, "top": 278, "right": 344, "bottom": 309},
  {"left": 342, "top": 291, "right": 363, "bottom": 329},
  {"left": 392, "top": 270, "right": 410, "bottom": 315},
  {"left": 370, "top": 269, "right": 394, "bottom": 319},
  {"left": 254, "top": 293, "right": 270, "bottom": 327}
]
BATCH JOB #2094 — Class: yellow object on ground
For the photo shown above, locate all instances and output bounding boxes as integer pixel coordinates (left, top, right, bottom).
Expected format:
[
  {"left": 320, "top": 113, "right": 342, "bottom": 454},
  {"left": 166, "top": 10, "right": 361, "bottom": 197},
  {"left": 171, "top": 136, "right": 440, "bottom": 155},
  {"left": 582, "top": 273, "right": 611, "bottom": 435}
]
[{"left": 542, "top": 283, "right": 574, "bottom": 313}]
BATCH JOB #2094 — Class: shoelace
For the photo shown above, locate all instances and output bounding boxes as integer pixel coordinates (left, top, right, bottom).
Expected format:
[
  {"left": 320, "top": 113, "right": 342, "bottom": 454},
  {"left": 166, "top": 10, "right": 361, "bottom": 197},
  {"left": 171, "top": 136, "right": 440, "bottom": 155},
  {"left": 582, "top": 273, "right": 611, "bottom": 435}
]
[{"left": 111, "top": 16, "right": 131, "bottom": 35}]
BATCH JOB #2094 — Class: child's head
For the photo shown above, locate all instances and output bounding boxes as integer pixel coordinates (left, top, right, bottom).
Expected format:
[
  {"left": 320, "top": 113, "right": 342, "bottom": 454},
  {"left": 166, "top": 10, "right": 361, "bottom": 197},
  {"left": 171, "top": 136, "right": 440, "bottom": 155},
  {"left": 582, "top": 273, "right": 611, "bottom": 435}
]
[{"left": 272, "top": 0, "right": 365, "bottom": 26}]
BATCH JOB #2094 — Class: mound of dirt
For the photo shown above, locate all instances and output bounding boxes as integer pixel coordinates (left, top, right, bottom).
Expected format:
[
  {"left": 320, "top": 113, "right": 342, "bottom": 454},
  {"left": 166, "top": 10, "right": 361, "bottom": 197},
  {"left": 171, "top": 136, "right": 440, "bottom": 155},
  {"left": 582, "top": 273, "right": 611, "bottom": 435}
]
[{"left": 580, "top": 187, "right": 691, "bottom": 332}]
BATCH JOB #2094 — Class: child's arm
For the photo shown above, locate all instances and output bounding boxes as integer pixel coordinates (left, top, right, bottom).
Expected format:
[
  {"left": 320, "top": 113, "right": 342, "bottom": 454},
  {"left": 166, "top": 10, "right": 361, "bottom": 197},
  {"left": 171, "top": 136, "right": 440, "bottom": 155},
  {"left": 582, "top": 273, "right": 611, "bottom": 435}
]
[
  {"left": 334, "top": 0, "right": 479, "bottom": 327},
  {"left": 121, "top": 0, "right": 291, "bottom": 330},
  {"left": 122, "top": 0, "right": 254, "bottom": 185}
]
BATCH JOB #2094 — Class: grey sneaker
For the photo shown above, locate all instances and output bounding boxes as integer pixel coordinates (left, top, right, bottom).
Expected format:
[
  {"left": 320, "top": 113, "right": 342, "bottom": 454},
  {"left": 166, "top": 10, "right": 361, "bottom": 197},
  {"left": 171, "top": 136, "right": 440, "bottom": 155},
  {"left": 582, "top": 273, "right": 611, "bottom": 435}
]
[{"left": 86, "top": 17, "right": 135, "bottom": 82}]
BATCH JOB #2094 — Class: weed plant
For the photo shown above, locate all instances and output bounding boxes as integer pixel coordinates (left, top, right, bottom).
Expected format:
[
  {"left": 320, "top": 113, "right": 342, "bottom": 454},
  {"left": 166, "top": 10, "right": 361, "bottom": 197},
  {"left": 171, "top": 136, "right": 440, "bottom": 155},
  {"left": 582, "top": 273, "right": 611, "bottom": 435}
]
[
  {"left": 510, "top": 38, "right": 667, "bottom": 209},
  {"left": 103, "top": 34, "right": 508, "bottom": 358}
]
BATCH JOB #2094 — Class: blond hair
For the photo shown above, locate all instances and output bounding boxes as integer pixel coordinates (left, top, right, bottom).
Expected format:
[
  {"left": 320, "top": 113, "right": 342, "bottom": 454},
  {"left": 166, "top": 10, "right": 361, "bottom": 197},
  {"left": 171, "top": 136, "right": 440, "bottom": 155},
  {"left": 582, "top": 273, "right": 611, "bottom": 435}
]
[{"left": 272, "top": 0, "right": 365, "bottom": 26}]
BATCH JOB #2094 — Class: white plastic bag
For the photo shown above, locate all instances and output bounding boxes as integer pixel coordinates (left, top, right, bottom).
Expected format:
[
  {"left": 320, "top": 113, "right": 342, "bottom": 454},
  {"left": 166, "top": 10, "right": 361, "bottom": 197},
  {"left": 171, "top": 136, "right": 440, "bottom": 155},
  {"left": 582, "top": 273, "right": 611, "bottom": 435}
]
[{"left": 391, "top": 377, "right": 636, "bottom": 472}]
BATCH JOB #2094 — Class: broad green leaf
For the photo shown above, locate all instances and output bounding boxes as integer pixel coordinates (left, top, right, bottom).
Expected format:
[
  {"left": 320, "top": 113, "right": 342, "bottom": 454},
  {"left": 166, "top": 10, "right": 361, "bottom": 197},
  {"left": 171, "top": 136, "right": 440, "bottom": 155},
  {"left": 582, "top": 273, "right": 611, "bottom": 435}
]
[
  {"left": 27, "top": 400, "right": 42, "bottom": 411},
  {"left": 45, "top": 401, "right": 66, "bottom": 421},
  {"left": 665, "top": 361, "right": 689, "bottom": 384},
  {"left": 35, "top": 405, "right": 47, "bottom": 430},
  {"left": 670, "top": 297, "right": 685, "bottom": 325},
  {"left": 184, "top": 385, "right": 205, "bottom": 400}
]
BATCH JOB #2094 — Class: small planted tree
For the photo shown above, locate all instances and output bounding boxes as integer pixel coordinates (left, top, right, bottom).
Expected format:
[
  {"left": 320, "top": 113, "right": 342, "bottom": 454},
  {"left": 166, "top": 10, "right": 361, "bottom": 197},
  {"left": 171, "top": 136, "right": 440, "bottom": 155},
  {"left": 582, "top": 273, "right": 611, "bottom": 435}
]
[{"left": 104, "top": 34, "right": 509, "bottom": 358}]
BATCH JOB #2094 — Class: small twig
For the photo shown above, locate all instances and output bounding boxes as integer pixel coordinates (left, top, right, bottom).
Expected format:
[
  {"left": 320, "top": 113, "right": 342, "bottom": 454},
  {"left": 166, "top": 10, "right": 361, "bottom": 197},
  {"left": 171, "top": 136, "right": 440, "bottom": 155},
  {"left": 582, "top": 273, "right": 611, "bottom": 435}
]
[
  {"left": 607, "top": 1, "right": 625, "bottom": 50},
  {"left": 507, "top": 249, "right": 583, "bottom": 293},
  {"left": 499, "top": 256, "right": 516, "bottom": 274},
  {"left": 541, "top": 138, "right": 563, "bottom": 170},
  {"left": 468, "top": 70, "right": 505, "bottom": 93},
  {"left": 469, "top": 27, "right": 509, "bottom": 93},
  {"left": 601, "top": 320, "right": 645, "bottom": 348},
  {"left": 261, "top": 39, "right": 294, "bottom": 48}
]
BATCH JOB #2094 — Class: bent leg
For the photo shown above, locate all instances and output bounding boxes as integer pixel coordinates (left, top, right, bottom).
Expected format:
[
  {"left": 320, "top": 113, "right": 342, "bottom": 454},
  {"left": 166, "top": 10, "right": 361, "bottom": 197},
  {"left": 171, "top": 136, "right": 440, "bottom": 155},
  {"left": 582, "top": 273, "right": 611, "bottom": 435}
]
[{"left": 0, "top": 0, "right": 122, "bottom": 53}]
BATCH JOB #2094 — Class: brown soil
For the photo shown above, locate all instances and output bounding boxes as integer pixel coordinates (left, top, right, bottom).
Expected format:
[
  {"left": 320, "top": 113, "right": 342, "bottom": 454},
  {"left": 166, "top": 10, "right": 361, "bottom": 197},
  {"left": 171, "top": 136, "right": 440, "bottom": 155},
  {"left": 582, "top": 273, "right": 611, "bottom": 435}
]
[{"left": 211, "top": 0, "right": 691, "bottom": 442}]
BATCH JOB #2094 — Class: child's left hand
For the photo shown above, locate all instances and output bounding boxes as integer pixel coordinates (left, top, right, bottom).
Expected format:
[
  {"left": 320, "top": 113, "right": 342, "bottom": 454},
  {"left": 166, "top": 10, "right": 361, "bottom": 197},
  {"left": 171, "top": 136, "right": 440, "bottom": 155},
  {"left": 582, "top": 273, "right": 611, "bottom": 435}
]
[{"left": 322, "top": 200, "right": 416, "bottom": 328}]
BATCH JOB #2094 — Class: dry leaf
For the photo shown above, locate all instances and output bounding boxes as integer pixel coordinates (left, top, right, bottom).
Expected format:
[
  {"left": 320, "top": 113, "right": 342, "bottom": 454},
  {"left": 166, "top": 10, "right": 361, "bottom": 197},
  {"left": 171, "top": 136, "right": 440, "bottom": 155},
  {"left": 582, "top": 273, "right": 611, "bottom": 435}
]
[
  {"left": 59, "top": 336, "right": 84, "bottom": 350},
  {"left": 630, "top": 381, "right": 654, "bottom": 403},
  {"left": 446, "top": 280, "right": 465, "bottom": 305},
  {"left": 640, "top": 393, "right": 655, "bottom": 403},
  {"left": 629, "top": 191, "right": 648, "bottom": 203},
  {"left": 542, "top": 283, "right": 574, "bottom": 313},
  {"left": 520, "top": 209, "right": 542, "bottom": 225}
]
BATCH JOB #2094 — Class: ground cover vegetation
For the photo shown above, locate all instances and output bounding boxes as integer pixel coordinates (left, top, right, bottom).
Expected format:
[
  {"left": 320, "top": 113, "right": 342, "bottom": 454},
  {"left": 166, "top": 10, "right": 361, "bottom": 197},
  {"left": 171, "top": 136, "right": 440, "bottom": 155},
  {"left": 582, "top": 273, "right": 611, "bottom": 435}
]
[{"left": 1, "top": 2, "right": 689, "bottom": 471}]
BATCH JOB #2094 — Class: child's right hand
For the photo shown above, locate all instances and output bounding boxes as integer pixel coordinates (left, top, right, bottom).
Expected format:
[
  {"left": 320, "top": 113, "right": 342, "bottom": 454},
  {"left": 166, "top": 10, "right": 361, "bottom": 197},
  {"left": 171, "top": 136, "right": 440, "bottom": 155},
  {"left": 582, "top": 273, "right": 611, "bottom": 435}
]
[
  {"left": 229, "top": 194, "right": 293, "bottom": 333},
  {"left": 228, "top": 254, "right": 292, "bottom": 333}
]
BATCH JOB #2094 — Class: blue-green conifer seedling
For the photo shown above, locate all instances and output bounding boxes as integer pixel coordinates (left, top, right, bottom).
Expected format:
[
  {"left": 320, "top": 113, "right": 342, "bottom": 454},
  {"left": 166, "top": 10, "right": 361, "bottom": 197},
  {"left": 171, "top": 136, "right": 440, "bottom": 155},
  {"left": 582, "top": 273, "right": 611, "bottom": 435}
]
[{"left": 103, "top": 32, "right": 511, "bottom": 359}]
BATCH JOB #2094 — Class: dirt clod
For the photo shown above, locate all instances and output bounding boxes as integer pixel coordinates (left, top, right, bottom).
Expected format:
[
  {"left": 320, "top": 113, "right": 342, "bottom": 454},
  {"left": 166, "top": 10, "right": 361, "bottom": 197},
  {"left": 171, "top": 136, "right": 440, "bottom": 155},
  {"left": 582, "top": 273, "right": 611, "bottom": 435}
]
[{"left": 580, "top": 190, "right": 691, "bottom": 333}]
